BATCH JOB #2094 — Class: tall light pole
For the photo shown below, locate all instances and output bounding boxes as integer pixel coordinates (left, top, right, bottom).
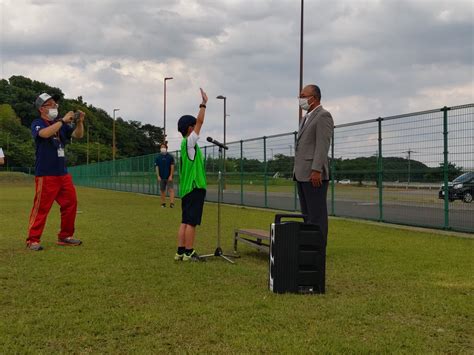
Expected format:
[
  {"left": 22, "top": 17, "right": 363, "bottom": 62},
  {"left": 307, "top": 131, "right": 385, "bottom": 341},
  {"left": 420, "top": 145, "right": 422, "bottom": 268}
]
[
  {"left": 86, "top": 124, "right": 90, "bottom": 165},
  {"left": 217, "top": 95, "right": 227, "bottom": 188},
  {"left": 299, "top": 0, "right": 304, "bottom": 122},
  {"left": 95, "top": 142, "right": 100, "bottom": 163},
  {"left": 112, "top": 108, "right": 120, "bottom": 161},
  {"left": 164, "top": 77, "right": 173, "bottom": 140}
]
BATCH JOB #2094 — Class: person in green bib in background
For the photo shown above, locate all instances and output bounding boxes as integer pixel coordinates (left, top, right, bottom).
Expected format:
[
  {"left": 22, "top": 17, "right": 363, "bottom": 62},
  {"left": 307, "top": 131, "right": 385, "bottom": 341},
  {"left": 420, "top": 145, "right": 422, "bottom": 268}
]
[{"left": 175, "top": 88, "right": 208, "bottom": 262}]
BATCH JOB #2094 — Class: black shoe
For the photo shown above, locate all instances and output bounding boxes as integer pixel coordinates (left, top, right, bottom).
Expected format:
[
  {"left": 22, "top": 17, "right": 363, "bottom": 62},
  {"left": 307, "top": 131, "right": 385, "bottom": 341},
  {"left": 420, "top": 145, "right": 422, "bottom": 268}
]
[
  {"left": 170, "top": 203, "right": 174, "bottom": 208},
  {"left": 161, "top": 203, "right": 166, "bottom": 208}
]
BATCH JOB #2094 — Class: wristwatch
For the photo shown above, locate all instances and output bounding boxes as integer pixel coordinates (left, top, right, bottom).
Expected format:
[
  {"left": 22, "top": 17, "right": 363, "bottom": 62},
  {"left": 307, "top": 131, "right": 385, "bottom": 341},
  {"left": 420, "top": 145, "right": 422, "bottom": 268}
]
[{"left": 199, "top": 104, "right": 206, "bottom": 109}]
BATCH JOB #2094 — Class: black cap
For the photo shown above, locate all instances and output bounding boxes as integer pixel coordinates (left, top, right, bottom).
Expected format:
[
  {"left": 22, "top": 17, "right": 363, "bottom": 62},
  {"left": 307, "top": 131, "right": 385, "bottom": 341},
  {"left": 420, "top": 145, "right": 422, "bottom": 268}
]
[{"left": 178, "top": 115, "right": 197, "bottom": 136}]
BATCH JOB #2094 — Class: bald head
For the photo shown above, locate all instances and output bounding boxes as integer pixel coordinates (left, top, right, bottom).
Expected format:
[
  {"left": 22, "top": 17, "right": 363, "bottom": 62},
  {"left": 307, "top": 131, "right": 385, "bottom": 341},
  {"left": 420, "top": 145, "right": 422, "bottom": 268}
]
[
  {"left": 300, "top": 84, "right": 322, "bottom": 112},
  {"left": 306, "top": 85, "right": 321, "bottom": 101}
]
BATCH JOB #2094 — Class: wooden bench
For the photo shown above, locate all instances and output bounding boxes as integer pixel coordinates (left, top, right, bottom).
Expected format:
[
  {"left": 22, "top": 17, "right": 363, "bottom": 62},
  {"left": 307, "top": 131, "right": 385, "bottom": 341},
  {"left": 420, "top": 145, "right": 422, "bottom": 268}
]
[{"left": 234, "top": 228, "right": 270, "bottom": 253}]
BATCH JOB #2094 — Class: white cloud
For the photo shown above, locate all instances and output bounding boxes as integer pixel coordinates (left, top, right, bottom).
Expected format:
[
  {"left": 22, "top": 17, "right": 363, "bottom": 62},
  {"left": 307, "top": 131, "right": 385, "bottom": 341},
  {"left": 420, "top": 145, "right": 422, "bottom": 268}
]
[{"left": 0, "top": 0, "right": 473, "bottom": 152}]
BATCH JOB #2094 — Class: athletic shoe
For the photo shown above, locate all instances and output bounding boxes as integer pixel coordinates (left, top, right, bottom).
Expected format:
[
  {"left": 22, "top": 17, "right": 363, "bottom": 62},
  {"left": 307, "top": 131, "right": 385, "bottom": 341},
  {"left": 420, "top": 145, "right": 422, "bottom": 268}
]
[
  {"left": 161, "top": 203, "right": 166, "bottom": 208},
  {"left": 27, "top": 242, "right": 43, "bottom": 251},
  {"left": 57, "top": 237, "right": 82, "bottom": 246},
  {"left": 170, "top": 203, "right": 174, "bottom": 208},
  {"left": 182, "top": 250, "right": 206, "bottom": 262},
  {"left": 174, "top": 253, "right": 184, "bottom": 261}
]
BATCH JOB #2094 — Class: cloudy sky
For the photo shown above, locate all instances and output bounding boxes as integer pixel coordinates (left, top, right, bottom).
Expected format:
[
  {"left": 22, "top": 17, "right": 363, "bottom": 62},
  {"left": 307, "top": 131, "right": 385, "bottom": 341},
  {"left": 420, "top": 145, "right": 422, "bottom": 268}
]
[{"left": 1, "top": 0, "right": 473, "bottom": 150}]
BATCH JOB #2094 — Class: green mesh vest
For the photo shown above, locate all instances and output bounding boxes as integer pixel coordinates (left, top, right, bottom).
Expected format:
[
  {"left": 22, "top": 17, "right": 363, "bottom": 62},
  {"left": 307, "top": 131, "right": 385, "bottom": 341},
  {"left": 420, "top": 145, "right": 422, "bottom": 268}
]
[{"left": 179, "top": 137, "right": 207, "bottom": 197}]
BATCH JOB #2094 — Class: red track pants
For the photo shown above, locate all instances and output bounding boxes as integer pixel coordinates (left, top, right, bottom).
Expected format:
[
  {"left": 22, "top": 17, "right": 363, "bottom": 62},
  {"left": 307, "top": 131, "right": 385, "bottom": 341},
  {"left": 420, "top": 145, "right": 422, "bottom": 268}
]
[{"left": 27, "top": 174, "right": 77, "bottom": 243}]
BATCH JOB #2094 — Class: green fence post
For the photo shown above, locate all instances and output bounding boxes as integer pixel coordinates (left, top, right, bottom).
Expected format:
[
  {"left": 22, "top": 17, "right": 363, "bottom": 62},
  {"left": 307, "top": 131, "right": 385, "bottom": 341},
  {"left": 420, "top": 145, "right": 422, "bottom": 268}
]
[
  {"left": 378, "top": 117, "right": 384, "bottom": 222},
  {"left": 148, "top": 155, "right": 152, "bottom": 195},
  {"left": 263, "top": 136, "right": 267, "bottom": 208},
  {"left": 442, "top": 106, "right": 450, "bottom": 230},
  {"left": 176, "top": 150, "right": 180, "bottom": 198},
  {"left": 331, "top": 129, "right": 335, "bottom": 216},
  {"left": 240, "top": 140, "right": 244, "bottom": 205},
  {"left": 293, "top": 131, "right": 298, "bottom": 211}
]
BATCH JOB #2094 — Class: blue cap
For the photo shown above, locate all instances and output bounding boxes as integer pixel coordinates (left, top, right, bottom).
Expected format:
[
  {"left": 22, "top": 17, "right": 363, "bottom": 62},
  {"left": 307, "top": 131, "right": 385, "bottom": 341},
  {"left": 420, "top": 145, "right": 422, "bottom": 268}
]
[{"left": 178, "top": 115, "right": 197, "bottom": 136}]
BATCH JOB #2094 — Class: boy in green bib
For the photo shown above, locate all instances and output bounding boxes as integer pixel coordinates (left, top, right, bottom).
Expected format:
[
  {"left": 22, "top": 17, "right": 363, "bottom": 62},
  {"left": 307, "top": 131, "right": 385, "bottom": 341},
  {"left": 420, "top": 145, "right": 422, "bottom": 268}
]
[{"left": 175, "top": 88, "right": 208, "bottom": 262}]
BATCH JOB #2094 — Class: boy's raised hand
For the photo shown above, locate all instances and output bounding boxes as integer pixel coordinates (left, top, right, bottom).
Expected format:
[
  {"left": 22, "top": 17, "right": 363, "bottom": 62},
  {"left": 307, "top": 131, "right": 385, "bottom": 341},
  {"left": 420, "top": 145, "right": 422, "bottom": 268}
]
[{"left": 200, "top": 88, "right": 208, "bottom": 105}]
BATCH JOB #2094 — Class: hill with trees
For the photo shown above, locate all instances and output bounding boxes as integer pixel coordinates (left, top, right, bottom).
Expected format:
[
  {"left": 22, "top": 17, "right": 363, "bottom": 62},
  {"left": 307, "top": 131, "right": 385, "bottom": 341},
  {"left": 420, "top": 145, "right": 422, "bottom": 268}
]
[{"left": 0, "top": 75, "right": 164, "bottom": 168}]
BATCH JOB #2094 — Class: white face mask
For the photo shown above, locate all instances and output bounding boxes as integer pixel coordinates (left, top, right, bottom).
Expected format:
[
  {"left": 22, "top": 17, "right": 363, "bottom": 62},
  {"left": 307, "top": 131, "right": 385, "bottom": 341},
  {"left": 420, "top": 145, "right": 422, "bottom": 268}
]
[
  {"left": 47, "top": 108, "right": 58, "bottom": 120},
  {"left": 160, "top": 148, "right": 167, "bottom": 154},
  {"left": 299, "top": 98, "right": 311, "bottom": 111}
]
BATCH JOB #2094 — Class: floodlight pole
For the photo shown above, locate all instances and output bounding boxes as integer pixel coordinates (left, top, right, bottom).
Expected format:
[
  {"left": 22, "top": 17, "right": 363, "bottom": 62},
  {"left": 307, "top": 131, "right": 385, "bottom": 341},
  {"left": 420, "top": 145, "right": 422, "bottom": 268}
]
[
  {"left": 112, "top": 108, "right": 120, "bottom": 161},
  {"left": 164, "top": 77, "right": 173, "bottom": 140},
  {"left": 299, "top": 0, "right": 304, "bottom": 122}
]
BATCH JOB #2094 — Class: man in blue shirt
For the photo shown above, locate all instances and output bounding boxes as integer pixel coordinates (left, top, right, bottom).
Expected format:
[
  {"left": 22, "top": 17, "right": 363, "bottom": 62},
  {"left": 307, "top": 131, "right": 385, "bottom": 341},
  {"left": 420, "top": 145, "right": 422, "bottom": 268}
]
[
  {"left": 155, "top": 143, "right": 175, "bottom": 208},
  {"left": 27, "top": 93, "right": 85, "bottom": 251}
]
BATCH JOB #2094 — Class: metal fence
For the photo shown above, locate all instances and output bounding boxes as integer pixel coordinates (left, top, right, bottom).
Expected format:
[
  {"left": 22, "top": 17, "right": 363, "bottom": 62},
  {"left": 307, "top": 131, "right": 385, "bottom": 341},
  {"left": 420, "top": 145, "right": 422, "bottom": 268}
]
[{"left": 67, "top": 104, "right": 473, "bottom": 233}]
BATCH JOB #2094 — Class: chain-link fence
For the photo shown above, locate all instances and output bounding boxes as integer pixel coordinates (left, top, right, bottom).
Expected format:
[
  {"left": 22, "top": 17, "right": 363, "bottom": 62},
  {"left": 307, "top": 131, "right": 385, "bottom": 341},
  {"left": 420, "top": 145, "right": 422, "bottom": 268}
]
[{"left": 65, "top": 104, "right": 473, "bottom": 233}]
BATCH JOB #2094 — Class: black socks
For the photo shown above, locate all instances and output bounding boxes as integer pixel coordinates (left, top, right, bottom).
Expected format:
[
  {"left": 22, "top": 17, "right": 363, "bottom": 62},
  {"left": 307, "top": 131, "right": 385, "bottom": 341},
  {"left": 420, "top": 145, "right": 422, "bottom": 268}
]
[{"left": 177, "top": 247, "right": 194, "bottom": 255}]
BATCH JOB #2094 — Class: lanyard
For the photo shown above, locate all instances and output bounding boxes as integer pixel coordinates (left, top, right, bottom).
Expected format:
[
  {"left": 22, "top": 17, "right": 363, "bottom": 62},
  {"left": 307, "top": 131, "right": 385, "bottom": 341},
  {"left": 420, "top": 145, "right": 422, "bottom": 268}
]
[{"left": 42, "top": 118, "right": 63, "bottom": 145}]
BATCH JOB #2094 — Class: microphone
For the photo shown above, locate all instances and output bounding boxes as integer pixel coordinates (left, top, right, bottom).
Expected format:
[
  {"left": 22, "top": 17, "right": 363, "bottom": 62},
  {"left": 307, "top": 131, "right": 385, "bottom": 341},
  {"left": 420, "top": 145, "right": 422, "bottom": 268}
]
[{"left": 207, "top": 136, "right": 228, "bottom": 150}]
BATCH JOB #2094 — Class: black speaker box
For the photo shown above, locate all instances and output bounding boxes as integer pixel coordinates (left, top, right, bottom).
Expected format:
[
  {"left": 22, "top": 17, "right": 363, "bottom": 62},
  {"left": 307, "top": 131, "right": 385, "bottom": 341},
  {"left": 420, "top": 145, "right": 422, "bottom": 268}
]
[{"left": 269, "top": 214, "right": 326, "bottom": 294}]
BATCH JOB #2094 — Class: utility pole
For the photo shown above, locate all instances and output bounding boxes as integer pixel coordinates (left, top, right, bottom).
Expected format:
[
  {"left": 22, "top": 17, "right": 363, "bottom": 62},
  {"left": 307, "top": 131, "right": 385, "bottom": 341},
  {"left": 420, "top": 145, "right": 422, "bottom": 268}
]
[{"left": 403, "top": 148, "right": 417, "bottom": 186}]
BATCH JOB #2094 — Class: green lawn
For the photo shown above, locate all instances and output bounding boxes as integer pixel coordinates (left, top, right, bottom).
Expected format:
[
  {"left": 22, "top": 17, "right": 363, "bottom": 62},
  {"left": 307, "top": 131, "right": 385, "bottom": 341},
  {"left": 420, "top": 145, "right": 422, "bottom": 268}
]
[{"left": 0, "top": 174, "right": 472, "bottom": 353}]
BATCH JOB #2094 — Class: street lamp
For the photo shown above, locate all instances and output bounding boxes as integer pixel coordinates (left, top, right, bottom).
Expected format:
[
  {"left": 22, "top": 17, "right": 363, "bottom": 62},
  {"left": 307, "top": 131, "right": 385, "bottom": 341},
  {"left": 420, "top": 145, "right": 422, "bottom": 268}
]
[
  {"left": 95, "top": 142, "right": 100, "bottom": 163},
  {"left": 112, "top": 108, "right": 120, "bottom": 161},
  {"left": 86, "top": 124, "right": 90, "bottom": 165},
  {"left": 164, "top": 77, "right": 173, "bottom": 139},
  {"left": 216, "top": 95, "right": 227, "bottom": 147},
  {"left": 216, "top": 95, "right": 227, "bottom": 188},
  {"left": 299, "top": 0, "right": 304, "bottom": 122}
]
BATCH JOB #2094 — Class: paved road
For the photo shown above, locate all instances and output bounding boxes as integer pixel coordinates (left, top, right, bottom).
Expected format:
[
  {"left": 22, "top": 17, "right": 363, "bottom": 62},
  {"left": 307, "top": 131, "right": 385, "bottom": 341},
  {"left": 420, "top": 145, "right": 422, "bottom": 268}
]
[
  {"left": 209, "top": 190, "right": 474, "bottom": 233},
  {"left": 84, "top": 182, "right": 473, "bottom": 233}
]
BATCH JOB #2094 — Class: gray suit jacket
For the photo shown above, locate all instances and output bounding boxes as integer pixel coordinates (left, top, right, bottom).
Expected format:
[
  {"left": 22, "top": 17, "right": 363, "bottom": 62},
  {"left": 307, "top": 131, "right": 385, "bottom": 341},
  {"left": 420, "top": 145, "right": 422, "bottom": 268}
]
[{"left": 294, "top": 105, "right": 334, "bottom": 181}]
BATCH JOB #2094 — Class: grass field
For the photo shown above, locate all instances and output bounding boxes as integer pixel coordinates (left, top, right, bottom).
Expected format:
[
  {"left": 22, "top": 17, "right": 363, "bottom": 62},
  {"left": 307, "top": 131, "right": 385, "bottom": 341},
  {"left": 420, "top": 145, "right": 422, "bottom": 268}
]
[{"left": 0, "top": 173, "right": 472, "bottom": 353}]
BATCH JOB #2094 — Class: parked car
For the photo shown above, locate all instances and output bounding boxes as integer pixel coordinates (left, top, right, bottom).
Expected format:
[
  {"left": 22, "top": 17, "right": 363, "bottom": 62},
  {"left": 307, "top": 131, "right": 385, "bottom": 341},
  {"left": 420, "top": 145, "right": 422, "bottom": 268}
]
[
  {"left": 338, "top": 179, "right": 351, "bottom": 185},
  {"left": 438, "top": 172, "right": 474, "bottom": 203}
]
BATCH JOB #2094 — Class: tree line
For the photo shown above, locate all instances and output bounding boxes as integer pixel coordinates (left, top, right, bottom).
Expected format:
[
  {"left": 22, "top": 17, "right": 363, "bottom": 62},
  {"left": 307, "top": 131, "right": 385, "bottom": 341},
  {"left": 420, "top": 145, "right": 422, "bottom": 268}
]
[
  {"left": 203, "top": 154, "right": 463, "bottom": 183},
  {"left": 0, "top": 75, "right": 463, "bottom": 182},
  {"left": 0, "top": 75, "right": 164, "bottom": 168}
]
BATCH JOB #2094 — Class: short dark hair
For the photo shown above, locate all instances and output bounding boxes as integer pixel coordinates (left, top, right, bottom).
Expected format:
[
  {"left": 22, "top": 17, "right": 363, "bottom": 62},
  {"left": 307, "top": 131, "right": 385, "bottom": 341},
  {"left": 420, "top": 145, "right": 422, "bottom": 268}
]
[
  {"left": 177, "top": 115, "right": 197, "bottom": 137},
  {"left": 160, "top": 142, "right": 168, "bottom": 148},
  {"left": 308, "top": 85, "right": 321, "bottom": 101}
]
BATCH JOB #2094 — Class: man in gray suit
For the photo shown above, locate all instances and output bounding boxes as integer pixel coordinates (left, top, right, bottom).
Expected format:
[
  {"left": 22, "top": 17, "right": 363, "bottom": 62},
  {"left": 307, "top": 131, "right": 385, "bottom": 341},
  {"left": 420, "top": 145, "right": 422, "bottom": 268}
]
[{"left": 294, "top": 84, "right": 334, "bottom": 244}]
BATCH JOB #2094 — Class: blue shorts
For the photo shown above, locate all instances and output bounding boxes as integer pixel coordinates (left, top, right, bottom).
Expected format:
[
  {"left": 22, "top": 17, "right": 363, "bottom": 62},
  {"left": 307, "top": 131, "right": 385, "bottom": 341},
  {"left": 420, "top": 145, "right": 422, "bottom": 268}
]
[{"left": 181, "top": 188, "right": 206, "bottom": 226}]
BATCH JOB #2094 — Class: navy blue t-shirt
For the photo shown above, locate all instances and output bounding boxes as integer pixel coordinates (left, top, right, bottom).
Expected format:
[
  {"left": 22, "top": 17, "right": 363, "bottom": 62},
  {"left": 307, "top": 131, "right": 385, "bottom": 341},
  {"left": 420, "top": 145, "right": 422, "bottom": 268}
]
[
  {"left": 155, "top": 153, "right": 175, "bottom": 179},
  {"left": 31, "top": 118, "right": 73, "bottom": 176}
]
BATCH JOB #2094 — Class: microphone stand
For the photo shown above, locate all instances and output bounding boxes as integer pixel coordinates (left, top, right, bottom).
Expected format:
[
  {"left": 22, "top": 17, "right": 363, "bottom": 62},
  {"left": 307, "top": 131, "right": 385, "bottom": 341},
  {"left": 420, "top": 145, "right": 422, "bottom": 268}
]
[{"left": 201, "top": 144, "right": 238, "bottom": 264}]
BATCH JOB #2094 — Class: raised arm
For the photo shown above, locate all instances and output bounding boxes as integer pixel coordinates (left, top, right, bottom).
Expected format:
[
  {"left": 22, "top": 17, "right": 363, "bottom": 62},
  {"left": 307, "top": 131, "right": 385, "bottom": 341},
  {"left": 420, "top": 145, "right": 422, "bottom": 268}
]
[
  {"left": 193, "top": 88, "right": 208, "bottom": 136},
  {"left": 72, "top": 111, "right": 85, "bottom": 139},
  {"left": 38, "top": 111, "right": 74, "bottom": 138}
]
